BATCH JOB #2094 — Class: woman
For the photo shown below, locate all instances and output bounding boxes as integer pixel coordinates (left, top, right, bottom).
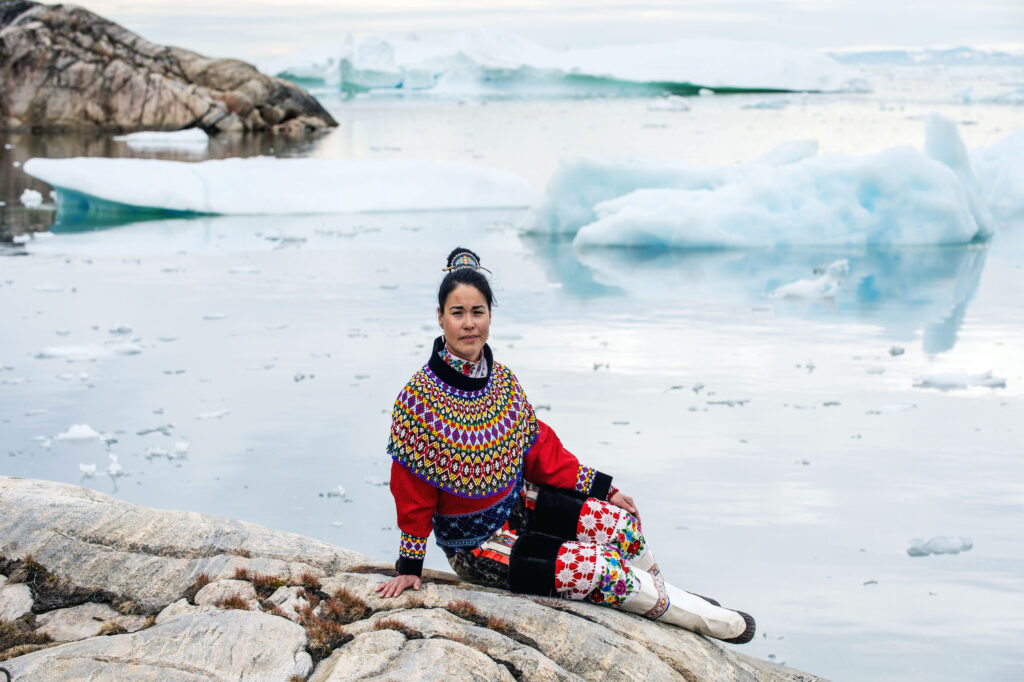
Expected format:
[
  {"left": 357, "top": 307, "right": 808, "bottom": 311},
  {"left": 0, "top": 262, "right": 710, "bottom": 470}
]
[{"left": 375, "top": 247, "right": 754, "bottom": 644}]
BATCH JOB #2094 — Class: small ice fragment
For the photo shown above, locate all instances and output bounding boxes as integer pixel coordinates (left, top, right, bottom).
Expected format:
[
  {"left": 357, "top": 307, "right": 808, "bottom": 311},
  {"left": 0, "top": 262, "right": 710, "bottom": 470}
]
[
  {"left": 866, "top": 367, "right": 885, "bottom": 375},
  {"left": 866, "top": 402, "right": 916, "bottom": 415},
  {"left": 363, "top": 476, "right": 389, "bottom": 487},
  {"left": 229, "top": 266, "right": 261, "bottom": 274},
  {"left": 108, "top": 325, "right": 132, "bottom": 335},
  {"left": 56, "top": 423, "right": 101, "bottom": 441},
  {"left": 33, "top": 436, "right": 52, "bottom": 449},
  {"left": 692, "top": 383, "right": 705, "bottom": 394},
  {"left": 914, "top": 371, "right": 1005, "bottom": 391},
  {"left": 12, "top": 234, "right": 30, "bottom": 244},
  {"left": 174, "top": 441, "right": 189, "bottom": 455},
  {"left": 326, "top": 485, "right": 346, "bottom": 498},
  {"left": 863, "top": 580, "right": 878, "bottom": 586},
  {"left": 79, "top": 462, "right": 96, "bottom": 477},
  {"left": 266, "top": 324, "right": 288, "bottom": 331},
  {"left": 294, "top": 372, "right": 307, "bottom": 382},
  {"left": 646, "top": 95, "right": 691, "bottom": 112},
  {"left": 24, "top": 408, "right": 47, "bottom": 416},
  {"left": 145, "top": 447, "right": 172, "bottom": 461},
  {"left": 889, "top": 346, "right": 905, "bottom": 356},
  {"left": 329, "top": 521, "right": 344, "bottom": 527},
  {"left": 770, "top": 260, "right": 848, "bottom": 299},
  {"left": 196, "top": 410, "right": 230, "bottom": 420},
  {"left": 33, "top": 283, "right": 65, "bottom": 293},
  {"left": 203, "top": 313, "right": 227, "bottom": 320},
  {"left": 698, "top": 88, "right": 714, "bottom": 96},
  {"left": 19, "top": 189, "right": 43, "bottom": 207},
  {"left": 823, "top": 401, "right": 841, "bottom": 407},
  {"left": 907, "top": 536, "right": 973, "bottom": 557},
  {"left": 106, "top": 453, "right": 123, "bottom": 477},
  {"left": 157, "top": 337, "right": 178, "bottom": 342}
]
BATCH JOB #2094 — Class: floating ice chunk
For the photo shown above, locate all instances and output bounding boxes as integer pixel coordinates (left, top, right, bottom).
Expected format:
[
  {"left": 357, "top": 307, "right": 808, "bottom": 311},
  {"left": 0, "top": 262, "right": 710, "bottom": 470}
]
[
  {"left": 203, "top": 313, "right": 227, "bottom": 320},
  {"left": 196, "top": 410, "right": 230, "bottom": 420},
  {"left": 23, "top": 157, "right": 536, "bottom": 217},
  {"left": 866, "top": 402, "right": 916, "bottom": 415},
  {"left": 34, "top": 343, "right": 142, "bottom": 359},
  {"left": 12, "top": 234, "right": 30, "bottom": 244},
  {"left": 106, "top": 453, "right": 124, "bottom": 477},
  {"left": 56, "top": 424, "right": 101, "bottom": 441},
  {"left": 33, "top": 283, "right": 65, "bottom": 293},
  {"left": 174, "top": 441, "right": 189, "bottom": 455},
  {"left": 33, "top": 436, "right": 52, "bottom": 449},
  {"left": 229, "top": 266, "right": 261, "bottom": 274},
  {"left": 113, "top": 128, "right": 209, "bottom": 151},
  {"left": 925, "top": 113, "right": 993, "bottom": 239},
  {"left": 914, "top": 371, "right": 1005, "bottom": 390},
  {"left": 79, "top": 462, "right": 96, "bottom": 478},
  {"left": 646, "top": 96, "right": 691, "bottom": 112},
  {"left": 889, "top": 346, "right": 905, "bottom": 356},
  {"left": 971, "top": 128, "right": 1024, "bottom": 224},
  {"left": 907, "top": 536, "right": 973, "bottom": 557},
  {"left": 108, "top": 325, "right": 132, "bottom": 335},
  {"left": 363, "top": 476, "right": 389, "bottom": 487},
  {"left": 20, "top": 189, "right": 42, "bottom": 207},
  {"left": 770, "top": 259, "right": 848, "bottom": 299},
  {"left": 326, "top": 485, "right": 346, "bottom": 498}
]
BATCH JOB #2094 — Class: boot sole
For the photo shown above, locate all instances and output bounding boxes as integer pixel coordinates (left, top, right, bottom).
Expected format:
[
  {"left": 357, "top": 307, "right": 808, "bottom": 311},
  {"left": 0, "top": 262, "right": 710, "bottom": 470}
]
[{"left": 721, "top": 610, "right": 756, "bottom": 644}]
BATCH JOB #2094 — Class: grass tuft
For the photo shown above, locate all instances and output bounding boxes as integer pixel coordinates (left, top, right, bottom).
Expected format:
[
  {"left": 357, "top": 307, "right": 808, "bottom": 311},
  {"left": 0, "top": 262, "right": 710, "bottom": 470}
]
[
  {"left": 215, "top": 594, "right": 251, "bottom": 611},
  {"left": 96, "top": 621, "right": 128, "bottom": 636},
  {"left": 445, "top": 599, "right": 480, "bottom": 621},
  {"left": 233, "top": 566, "right": 252, "bottom": 581},
  {"left": 183, "top": 572, "right": 212, "bottom": 604},
  {"left": 1, "top": 617, "right": 52, "bottom": 657},
  {"left": 295, "top": 605, "right": 351, "bottom": 663},
  {"left": 290, "top": 571, "right": 321, "bottom": 591},
  {"left": 251, "top": 573, "right": 287, "bottom": 598}
]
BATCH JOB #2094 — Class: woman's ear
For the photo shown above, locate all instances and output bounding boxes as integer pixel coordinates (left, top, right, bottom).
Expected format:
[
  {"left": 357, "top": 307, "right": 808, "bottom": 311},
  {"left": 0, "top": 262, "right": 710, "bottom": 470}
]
[{"left": 437, "top": 306, "right": 443, "bottom": 327}]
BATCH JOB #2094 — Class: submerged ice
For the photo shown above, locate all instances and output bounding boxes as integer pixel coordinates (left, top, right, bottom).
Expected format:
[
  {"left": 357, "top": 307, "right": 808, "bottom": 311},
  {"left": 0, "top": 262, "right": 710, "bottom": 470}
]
[
  {"left": 526, "top": 116, "right": 1016, "bottom": 248},
  {"left": 260, "top": 28, "right": 867, "bottom": 96},
  {"left": 22, "top": 157, "right": 536, "bottom": 218}
]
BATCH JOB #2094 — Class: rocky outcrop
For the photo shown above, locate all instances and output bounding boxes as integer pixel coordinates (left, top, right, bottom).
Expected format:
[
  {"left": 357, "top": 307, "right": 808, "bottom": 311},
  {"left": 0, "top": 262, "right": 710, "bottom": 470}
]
[
  {"left": 0, "top": 0, "right": 338, "bottom": 134},
  {"left": 0, "top": 477, "right": 825, "bottom": 681}
]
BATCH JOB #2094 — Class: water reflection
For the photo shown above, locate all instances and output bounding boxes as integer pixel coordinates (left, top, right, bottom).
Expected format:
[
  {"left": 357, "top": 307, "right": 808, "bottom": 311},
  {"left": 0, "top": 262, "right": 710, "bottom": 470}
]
[{"left": 524, "top": 238, "right": 989, "bottom": 354}]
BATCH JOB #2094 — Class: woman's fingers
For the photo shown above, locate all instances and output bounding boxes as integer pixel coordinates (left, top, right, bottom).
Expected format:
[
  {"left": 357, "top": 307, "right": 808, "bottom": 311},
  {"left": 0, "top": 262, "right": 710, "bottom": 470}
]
[{"left": 376, "top": 575, "right": 421, "bottom": 598}]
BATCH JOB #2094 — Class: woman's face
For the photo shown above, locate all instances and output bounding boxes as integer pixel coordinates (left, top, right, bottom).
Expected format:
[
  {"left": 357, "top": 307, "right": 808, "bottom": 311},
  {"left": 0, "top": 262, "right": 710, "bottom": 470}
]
[{"left": 438, "top": 283, "right": 491, "bottom": 362}]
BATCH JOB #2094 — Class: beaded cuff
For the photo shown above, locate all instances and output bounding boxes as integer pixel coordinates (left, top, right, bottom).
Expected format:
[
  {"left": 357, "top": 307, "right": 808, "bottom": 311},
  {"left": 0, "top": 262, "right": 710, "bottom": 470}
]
[
  {"left": 399, "top": 532, "right": 428, "bottom": 560},
  {"left": 574, "top": 465, "right": 596, "bottom": 495}
]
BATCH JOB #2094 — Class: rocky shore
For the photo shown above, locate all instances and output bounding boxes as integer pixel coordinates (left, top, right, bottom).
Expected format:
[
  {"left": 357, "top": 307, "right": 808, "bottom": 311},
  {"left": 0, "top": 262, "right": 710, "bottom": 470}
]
[
  {"left": 0, "top": 477, "right": 824, "bottom": 681},
  {"left": 0, "top": 0, "right": 337, "bottom": 134}
]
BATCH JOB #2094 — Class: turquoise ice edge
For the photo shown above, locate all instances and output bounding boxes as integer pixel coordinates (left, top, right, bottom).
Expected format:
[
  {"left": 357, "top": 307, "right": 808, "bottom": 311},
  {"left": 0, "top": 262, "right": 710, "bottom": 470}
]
[{"left": 50, "top": 187, "right": 212, "bottom": 232}]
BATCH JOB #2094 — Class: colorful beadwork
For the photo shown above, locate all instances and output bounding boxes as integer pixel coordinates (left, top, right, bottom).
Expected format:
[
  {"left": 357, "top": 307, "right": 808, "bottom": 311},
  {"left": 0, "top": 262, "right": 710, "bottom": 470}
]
[
  {"left": 586, "top": 547, "right": 638, "bottom": 608},
  {"left": 554, "top": 542, "right": 601, "bottom": 599},
  {"left": 574, "top": 465, "right": 596, "bottom": 495},
  {"left": 643, "top": 571, "right": 670, "bottom": 620},
  {"left": 440, "top": 343, "right": 488, "bottom": 378},
  {"left": 576, "top": 498, "right": 646, "bottom": 558},
  {"left": 447, "top": 251, "right": 480, "bottom": 270},
  {"left": 399, "top": 532, "right": 427, "bottom": 560},
  {"left": 387, "top": 362, "right": 539, "bottom": 498}
]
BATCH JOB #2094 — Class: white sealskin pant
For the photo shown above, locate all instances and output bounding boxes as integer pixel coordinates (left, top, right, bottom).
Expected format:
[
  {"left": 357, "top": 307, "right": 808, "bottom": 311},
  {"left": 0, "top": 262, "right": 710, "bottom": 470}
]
[{"left": 625, "top": 568, "right": 751, "bottom": 641}]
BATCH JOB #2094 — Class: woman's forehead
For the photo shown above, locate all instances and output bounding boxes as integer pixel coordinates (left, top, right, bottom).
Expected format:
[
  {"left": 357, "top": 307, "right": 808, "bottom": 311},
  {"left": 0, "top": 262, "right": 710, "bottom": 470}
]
[{"left": 444, "top": 284, "right": 488, "bottom": 307}]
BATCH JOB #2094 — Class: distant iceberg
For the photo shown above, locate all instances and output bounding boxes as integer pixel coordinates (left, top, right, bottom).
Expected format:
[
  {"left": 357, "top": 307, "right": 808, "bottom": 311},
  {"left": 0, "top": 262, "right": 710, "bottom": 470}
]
[
  {"left": 114, "top": 128, "right": 209, "bottom": 151},
  {"left": 527, "top": 116, "right": 1016, "bottom": 248},
  {"left": 260, "top": 28, "right": 868, "bottom": 96},
  {"left": 22, "top": 157, "right": 536, "bottom": 217}
]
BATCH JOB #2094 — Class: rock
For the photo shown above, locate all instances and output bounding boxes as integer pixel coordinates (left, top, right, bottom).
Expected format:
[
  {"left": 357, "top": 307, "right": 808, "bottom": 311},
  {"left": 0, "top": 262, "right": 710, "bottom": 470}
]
[
  {"left": 34, "top": 602, "right": 119, "bottom": 641},
  {"left": 0, "top": 477, "right": 367, "bottom": 612},
  {"left": 155, "top": 598, "right": 206, "bottom": 625},
  {"left": 194, "top": 579, "right": 259, "bottom": 610},
  {"left": 0, "top": 1, "right": 337, "bottom": 134},
  {"left": 0, "top": 574, "right": 7, "bottom": 587},
  {"left": 310, "top": 629, "right": 515, "bottom": 682},
  {"left": 2, "top": 609, "right": 312, "bottom": 681},
  {"left": 0, "top": 582, "right": 33, "bottom": 620},
  {"left": 0, "top": 478, "right": 822, "bottom": 681},
  {"left": 345, "top": 608, "right": 576, "bottom": 681},
  {"left": 266, "top": 585, "right": 310, "bottom": 622}
]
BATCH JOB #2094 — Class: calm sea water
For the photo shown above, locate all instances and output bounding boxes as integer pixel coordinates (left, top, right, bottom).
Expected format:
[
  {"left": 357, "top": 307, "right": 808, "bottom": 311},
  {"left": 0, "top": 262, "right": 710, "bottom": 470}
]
[{"left": 2, "top": 63, "right": 1022, "bottom": 681}]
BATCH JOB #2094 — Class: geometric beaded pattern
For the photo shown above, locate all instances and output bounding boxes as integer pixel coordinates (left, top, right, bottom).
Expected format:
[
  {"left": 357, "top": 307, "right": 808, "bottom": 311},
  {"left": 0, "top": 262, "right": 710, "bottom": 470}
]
[
  {"left": 387, "top": 362, "right": 539, "bottom": 498},
  {"left": 574, "top": 465, "right": 596, "bottom": 495},
  {"left": 399, "top": 532, "right": 428, "bottom": 560}
]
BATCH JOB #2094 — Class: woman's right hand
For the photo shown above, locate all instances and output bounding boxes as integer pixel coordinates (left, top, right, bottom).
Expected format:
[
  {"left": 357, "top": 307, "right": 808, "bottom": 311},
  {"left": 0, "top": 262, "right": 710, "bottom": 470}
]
[{"left": 375, "top": 573, "right": 422, "bottom": 598}]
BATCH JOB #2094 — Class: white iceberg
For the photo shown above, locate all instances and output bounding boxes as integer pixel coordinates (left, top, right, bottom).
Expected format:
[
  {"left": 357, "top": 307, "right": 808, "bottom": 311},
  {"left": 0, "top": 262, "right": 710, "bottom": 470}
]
[
  {"left": 20, "top": 189, "right": 43, "bottom": 207},
  {"left": 528, "top": 116, "right": 1012, "bottom": 248},
  {"left": 56, "top": 424, "right": 101, "bottom": 441},
  {"left": 113, "top": 128, "right": 209, "bottom": 151},
  {"left": 913, "top": 371, "right": 1005, "bottom": 390},
  {"left": 23, "top": 157, "right": 536, "bottom": 217},
  {"left": 260, "top": 28, "right": 867, "bottom": 95},
  {"left": 907, "top": 536, "right": 973, "bottom": 557}
]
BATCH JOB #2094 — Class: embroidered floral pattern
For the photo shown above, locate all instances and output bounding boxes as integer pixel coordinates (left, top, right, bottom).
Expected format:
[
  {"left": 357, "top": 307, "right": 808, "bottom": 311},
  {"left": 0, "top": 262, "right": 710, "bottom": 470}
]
[
  {"left": 440, "top": 344, "right": 488, "bottom": 378},
  {"left": 586, "top": 547, "right": 638, "bottom": 607},
  {"left": 399, "top": 532, "right": 428, "bottom": 560},
  {"left": 576, "top": 498, "right": 646, "bottom": 558},
  {"left": 553, "top": 542, "right": 601, "bottom": 599},
  {"left": 574, "top": 465, "right": 596, "bottom": 494},
  {"left": 387, "top": 362, "right": 539, "bottom": 498}
]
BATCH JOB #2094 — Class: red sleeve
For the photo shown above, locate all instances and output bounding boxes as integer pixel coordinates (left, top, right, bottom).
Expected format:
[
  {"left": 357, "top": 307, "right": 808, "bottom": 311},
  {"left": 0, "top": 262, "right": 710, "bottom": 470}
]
[
  {"left": 390, "top": 460, "right": 439, "bottom": 576},
  {"left": 524, "top": 419, "right": 613, "bottom": 500}
]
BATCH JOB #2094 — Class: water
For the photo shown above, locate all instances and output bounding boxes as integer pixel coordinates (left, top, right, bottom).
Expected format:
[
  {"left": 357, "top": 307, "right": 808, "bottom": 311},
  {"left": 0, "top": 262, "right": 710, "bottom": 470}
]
[{"left": 2, "top": 64, "right": 1023, "bottom": 681}]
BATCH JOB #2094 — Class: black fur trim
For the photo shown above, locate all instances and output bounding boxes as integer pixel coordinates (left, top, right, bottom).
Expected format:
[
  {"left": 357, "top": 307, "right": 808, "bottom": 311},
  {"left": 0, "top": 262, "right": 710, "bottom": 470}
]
[
  {"left": 427, "top": 336, "right": 493, "bottom": 391},
  {"left": 591, "top": 471, "right": 613, "bottom": 501},
  {"left": 509, "top": 533, "right": 564, "bottom": 596},
  {"left": 532, "top": 486, "right": 587, "bottom": 540}
]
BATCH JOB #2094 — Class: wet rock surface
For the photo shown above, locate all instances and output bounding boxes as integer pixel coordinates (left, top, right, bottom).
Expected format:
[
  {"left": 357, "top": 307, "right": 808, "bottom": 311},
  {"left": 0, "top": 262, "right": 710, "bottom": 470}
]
[
  {"left": 0, "top": 477, "right": 825, "bottom": 680},
  {"left": 0, "top": 0, "right": 337, "bottom": 134}
]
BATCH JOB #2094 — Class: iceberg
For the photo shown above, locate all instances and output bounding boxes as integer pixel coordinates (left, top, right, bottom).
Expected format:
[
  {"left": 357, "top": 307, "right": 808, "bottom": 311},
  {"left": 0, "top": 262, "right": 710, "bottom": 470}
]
[
  {"left": 913, "top": 371, "right": 1005, "bottom": 390},
  {"left": 260, "top": 28, "right": 867, "bottom": 96},
  {"left": 22, "top": 157, "right": 536, "bottom": 218},
  {"left": 907, "top": 536, "right": 973, "bottom": 557},
  {"left": 528, "top": 117, "right": 1018, "bottom": 248},
  {"left": 113, "top": 128, "right": 210, "bottom": 151}
]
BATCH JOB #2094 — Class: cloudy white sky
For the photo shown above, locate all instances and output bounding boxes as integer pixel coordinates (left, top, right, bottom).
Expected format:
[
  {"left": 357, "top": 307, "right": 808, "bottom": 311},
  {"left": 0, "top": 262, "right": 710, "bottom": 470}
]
[{"left": 75, "top": 0, "right": 1024, "bottom": 60}]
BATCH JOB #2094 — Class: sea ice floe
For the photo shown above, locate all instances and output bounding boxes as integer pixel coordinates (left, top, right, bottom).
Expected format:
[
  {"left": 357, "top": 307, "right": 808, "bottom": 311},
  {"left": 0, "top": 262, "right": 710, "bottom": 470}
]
[
  {"left": 914, "top": 371, "right": 1005, "bottom": 390},
  {"left": 196, "top": 410, "right": 230, "bottom": 420},
  {"left": 19, "top": 189, "right": 42, "bottom": 207},
  {"left": 56, "top": 424, "right": 101, "bottom": 441},
  {"left": 22, "top": 157, "right": 536, "bottom": 217},
  {"left": 770, "top": 260, "right": 848, "bottom": 299},
  {"left": 79, "top": 462, "right": 96, "bottom": 477},
  {"left": 326, "top": 485, "right": 346, "bottom": 498},
  {"left": 203, "top": 313, "right": 228, "bottom": 320},
  {"left": 526, "top": 116, "right": 1014, "bottom": 247},
  {"left": 907, "top": 536, "right": 973, "bottom": 557},
  {"left": 106, "top": 453, "right": 124, "bottom": 477},
  {"left": 113, "top": 128, "right": 209, "bottom": 151},
  {"left": 260, "top": 28, "right": 866, "bottom": 95},
  {"left": 34, "top": 343, "right": 142, "bottom": 359}
]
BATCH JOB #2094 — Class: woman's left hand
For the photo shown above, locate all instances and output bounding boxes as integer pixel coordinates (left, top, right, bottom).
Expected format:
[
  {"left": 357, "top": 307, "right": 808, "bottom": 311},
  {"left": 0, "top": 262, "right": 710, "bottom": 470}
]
[{"left": 609, "top": 490, "right": 639, "bottom": 521}]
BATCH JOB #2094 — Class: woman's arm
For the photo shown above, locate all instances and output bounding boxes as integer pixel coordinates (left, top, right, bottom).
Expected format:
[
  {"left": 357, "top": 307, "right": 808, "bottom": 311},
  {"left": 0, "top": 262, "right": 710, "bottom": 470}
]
[
  {"left": 523, "top": 418, "right": 614, "bottom": 501},
  {"left": 383, "top": 460, "right": 439, "bottom": 593}
]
